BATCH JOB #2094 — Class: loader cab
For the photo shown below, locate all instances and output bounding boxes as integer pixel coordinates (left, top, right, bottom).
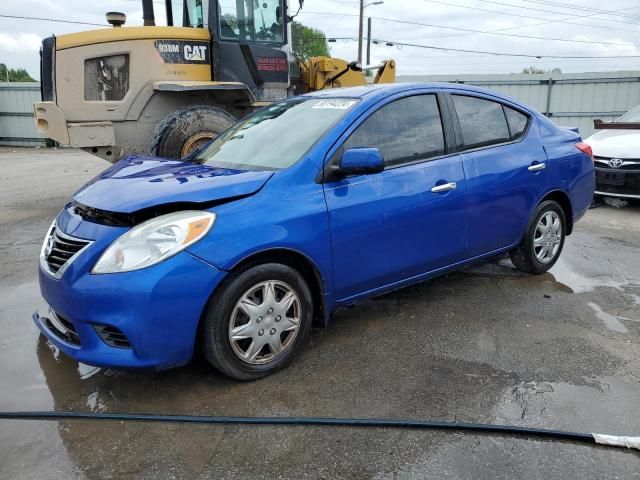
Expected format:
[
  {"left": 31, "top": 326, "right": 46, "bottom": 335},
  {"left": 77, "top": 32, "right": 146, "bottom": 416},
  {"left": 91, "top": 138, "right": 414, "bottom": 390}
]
[
  {"left": 181, "top": 0, "right": 290, "bottom": 101},
  {"left": 183, "top": 0, "right": 207, "bottom": 28}
]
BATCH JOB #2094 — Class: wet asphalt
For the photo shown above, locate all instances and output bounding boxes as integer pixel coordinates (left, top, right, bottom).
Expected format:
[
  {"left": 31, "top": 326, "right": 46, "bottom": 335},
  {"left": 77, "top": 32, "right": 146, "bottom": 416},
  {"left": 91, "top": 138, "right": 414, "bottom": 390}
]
[{"left": 0, "top": 147, "right": 639, "bottom": 479}]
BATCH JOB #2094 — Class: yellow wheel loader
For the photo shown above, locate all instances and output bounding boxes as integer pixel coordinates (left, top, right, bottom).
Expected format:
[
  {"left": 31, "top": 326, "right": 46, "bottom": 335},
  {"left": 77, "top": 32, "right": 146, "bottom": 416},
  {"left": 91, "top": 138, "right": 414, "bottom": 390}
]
[{"left": 33, "top": 0, "right": 395, "bottom": 162}]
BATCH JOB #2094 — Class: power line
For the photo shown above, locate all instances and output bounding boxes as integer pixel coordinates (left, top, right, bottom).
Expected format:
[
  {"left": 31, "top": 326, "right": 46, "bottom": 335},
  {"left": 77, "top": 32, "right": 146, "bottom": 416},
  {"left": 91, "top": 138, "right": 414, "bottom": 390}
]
[
  {"left": 301, "top": 11, "right": 640, "bottom": 47},
  {"left": 4, "top": 9, "right": 638, "bottom": 61},
  {"left": 324, "top": 34, "right": 640, "bottom": 59},
  {"left": 0, "top": 14, "right": 106, "bottom": 26},
  {"left": 367, "top": 37, "right": 640, "bottom": 59},
  {"left": 302, "top": 33, "right": 640, "bottom": 59},
  {"left": 321, "top": 35, "right": 635, "bottom": 58},
  {"left": 365, "top": 4, "right": 640, "bottom": 41},
  {"left": 517, "top": 0, "right": 640, "bottom": 21},
  {"left": 418, "top": 5, "right": 640, "bottom": 40},
  {"left": 473, "top": 0, "right": 640, "bottom": 26},
  {"left": 423, "top": 0, "right": 640, "bottom": 33}
]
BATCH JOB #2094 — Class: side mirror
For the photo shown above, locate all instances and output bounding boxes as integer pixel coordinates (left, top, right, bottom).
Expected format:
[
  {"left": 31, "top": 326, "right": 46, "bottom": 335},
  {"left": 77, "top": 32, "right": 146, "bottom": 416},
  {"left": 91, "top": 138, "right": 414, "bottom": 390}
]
[{"left": 339, "top": 148, "right": 384, "bottom": 176}]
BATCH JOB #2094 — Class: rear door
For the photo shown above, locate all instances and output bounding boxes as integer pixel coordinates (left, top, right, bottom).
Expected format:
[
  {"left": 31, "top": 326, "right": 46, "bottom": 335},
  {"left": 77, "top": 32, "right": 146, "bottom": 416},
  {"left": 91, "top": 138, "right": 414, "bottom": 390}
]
[
  {"left": 323, "top": 92, "right": 467, "bottom": 301},
  {"left": 448, "top": 93, "right": 548, "bottom": 257}
]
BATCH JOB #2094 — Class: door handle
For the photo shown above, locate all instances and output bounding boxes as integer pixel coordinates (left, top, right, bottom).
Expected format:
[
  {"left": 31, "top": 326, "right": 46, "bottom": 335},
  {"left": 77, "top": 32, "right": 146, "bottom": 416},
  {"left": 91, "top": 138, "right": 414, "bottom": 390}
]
[
  {"left": 528, "top": 163, "right": 546, "bottom": 172},
  {"left": 431, "top": 182, "right": 457, "bottom": 193}
]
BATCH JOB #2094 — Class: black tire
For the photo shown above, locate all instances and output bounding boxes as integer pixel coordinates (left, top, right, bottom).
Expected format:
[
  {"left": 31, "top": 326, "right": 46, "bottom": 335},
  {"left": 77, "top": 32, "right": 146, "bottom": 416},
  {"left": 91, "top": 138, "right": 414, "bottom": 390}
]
[
  {"left": 202, "top": 263, "right": 314, "bottom": 380},
  {"left": 148, "top": 105, "right": 236, "bottom": 159},
  {"left": 509, "top": 200, "right": 566, "bottom": 274}
]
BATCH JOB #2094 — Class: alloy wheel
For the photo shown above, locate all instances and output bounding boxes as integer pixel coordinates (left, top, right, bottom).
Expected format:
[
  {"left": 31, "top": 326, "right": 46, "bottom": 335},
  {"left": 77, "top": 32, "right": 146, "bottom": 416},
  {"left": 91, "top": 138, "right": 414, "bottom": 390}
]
[
  {"left": 533, "top": 211, "right": 562, "bottom": 264},
  {"left": 228, "top": 280, "right": 301, "bottom": 365}
]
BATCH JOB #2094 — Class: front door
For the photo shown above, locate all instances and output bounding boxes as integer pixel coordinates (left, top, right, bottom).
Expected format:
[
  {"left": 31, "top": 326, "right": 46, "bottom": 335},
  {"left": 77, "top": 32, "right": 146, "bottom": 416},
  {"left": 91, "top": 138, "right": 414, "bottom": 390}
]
[{"left": 323, "top": 93, "right": 467, "bottom": 302}]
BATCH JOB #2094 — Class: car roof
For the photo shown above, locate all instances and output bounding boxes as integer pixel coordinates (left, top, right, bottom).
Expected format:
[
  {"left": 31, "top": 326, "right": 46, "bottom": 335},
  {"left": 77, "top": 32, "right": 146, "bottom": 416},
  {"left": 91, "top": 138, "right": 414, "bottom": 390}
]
[{"left": 303, "top": 82, "right": 527, "bottom": 109}]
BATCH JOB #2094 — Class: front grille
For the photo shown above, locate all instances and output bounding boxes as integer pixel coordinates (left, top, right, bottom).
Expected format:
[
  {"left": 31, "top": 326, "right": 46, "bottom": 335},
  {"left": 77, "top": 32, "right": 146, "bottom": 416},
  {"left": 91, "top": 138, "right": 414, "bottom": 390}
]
[
  {"left": 94, "top": 325, "right": 132, "bottom": 348},
  {"left": 40, "top": 36, "right": 55, "bottom": 101},
  {"left": 45, "top": 311, "right": 81, "bottom": 346},
  {"left": 42, "top": 225, "right": 91, "bottom": 278},
  {"left": 595, "top": 168, "right": 640, "bottom": 196},
  {"left": 594, "top": 156, "right": 640, "bottom": 172}
]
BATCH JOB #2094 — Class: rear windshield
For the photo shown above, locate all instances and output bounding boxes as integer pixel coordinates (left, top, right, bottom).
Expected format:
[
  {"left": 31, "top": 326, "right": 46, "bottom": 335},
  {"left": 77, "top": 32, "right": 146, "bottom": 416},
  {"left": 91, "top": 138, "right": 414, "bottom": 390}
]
[
  {"left": 194, "top": 98, "right": 358, "bottom": 171},
  {"left": 617, "top": 105, "right": 640, "bottom": 123}
]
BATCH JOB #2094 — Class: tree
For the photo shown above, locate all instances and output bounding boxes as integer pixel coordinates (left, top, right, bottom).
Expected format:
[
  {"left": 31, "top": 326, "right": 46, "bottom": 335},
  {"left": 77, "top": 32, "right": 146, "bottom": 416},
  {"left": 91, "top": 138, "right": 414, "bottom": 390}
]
[
  {"left": 291, "top": 21, "right": 330, "bottom": 60},
  {"left": 0, "top": 63, "right": 35, "bottom": 82},
  {"left": 221, "top": 13, "right": 237, "bottom": 31},
  {"left": 521, "top": 66, "right": 562, "bottom": 74}
]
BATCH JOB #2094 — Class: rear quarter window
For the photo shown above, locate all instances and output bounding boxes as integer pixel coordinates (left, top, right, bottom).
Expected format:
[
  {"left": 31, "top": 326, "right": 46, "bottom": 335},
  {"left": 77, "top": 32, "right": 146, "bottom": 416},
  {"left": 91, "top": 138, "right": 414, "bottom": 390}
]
[{"left": 504, "top": 106, "right": 530, "bottom": 140}]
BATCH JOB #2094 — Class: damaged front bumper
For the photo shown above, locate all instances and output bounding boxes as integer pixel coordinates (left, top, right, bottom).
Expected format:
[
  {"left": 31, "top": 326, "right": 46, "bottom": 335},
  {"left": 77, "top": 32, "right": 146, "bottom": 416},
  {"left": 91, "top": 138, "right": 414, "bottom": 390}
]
[
  {"left": 34, "top": 206, "right": 227, "bottom": 371},
  {"left": 33, "top": 101, "right": 123, "bottom": 161}
]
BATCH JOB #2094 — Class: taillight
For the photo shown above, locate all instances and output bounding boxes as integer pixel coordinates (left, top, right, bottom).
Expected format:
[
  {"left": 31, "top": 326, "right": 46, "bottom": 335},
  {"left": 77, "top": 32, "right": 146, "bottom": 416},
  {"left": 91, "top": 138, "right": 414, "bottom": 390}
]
[{"left": 575, "top": 142, "right": 593, "bottom": 160}]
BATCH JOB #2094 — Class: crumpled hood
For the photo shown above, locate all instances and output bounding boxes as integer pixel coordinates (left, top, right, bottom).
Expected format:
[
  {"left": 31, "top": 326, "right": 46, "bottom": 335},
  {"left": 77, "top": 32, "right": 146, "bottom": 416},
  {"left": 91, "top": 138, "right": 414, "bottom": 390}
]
[
  {"left": 74, "top": 155, "right": 273, "bottom": 213},
  {"left": 584, "top": 129, "right": 640, "bottom": 158}
]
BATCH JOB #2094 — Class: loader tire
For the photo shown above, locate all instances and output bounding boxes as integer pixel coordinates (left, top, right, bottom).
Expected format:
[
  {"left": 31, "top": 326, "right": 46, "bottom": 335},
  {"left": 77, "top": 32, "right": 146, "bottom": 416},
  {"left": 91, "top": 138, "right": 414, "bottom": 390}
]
[{"left": 148, "top": 105, "right": 236, "bottom": 159}]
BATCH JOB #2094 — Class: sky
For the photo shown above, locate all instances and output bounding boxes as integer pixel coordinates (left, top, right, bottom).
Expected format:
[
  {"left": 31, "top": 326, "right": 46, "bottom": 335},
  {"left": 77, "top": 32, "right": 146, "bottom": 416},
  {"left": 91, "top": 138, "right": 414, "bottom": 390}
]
[{"left": 0, "top": 0, "right": 639, "bottom": 80}]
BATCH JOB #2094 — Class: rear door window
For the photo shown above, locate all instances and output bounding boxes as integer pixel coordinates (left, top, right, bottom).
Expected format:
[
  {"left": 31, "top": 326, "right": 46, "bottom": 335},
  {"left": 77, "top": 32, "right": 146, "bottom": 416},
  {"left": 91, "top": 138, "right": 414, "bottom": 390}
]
[
  {"left": 342, "top": 94, "right": 446, "bottom": 167},
  {"left": 452, "top": 95, "right": 510, "bottom": 149}
]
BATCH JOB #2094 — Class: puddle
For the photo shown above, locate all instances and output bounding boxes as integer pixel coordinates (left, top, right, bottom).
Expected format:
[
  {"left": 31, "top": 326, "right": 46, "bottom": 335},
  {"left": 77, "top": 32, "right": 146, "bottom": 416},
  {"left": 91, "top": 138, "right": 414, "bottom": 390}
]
[
  {"left": 587, "top": 302, "right": 629, "bottom": 334},
  {"left": 492, "top": 377, "right": 639, "bottom": 430},
  {"left": 462, "top": 255, "right": 527, "bottom": 278},
  {"left": 463, "top": 256, "right": 577, "bottom": 294},
  {"left": 382, "top": 376, "right": 640, "bottom": 479},
  {"left": 460, "top": 242, "right": 640, "bottom": 297},
  {"left": 461, "top": 255, "right": 627, "bottom": 295},
  {"left": 548, "top": 257, "right": 628, "bottom": 294}
]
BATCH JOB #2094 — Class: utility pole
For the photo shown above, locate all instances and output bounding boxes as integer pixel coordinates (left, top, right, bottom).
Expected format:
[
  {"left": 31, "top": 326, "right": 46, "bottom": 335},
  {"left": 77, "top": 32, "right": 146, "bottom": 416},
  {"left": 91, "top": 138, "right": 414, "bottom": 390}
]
[
  {"left": 358, "top": 0, "right": 364, "bottom": 63},
  {"left": 358, "top": 1, "right": 383, "bottom": 64},
  {"left": 366, "top": 17, "right": 372, "bottom": 66}
]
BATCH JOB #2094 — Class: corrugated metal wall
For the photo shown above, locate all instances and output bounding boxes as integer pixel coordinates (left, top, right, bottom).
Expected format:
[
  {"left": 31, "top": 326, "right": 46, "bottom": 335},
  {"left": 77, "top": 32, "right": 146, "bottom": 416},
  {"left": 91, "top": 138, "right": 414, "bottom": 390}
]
[
  {"left": 2, "top": 73, "right": 639, "bottom": 145},
  {"left": 0, "top": 82, "right": 45, "bottom": 147},
  {"left": 397, "top": 71, "right": 640, "bottom": 137}
]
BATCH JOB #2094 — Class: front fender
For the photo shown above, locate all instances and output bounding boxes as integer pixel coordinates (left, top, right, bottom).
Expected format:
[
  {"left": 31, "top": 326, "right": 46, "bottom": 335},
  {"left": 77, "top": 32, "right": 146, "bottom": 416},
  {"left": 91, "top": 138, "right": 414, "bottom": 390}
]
[{"left": 186, "top": 181, "right": 334, "bottom": 307}]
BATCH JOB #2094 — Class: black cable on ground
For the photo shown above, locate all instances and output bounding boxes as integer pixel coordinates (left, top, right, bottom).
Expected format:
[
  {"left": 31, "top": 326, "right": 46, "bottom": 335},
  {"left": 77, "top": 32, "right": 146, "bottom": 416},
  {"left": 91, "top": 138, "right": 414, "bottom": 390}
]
[{"left": 0, "top": 411, "right": 638, "bottom": 450}]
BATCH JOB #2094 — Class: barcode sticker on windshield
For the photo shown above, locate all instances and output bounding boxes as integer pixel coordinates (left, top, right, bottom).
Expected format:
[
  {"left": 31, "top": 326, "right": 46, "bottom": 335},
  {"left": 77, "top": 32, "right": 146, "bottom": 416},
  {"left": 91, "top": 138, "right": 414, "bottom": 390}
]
[{"left": 312, "top": 100, "right": 356, "bottom": 109}]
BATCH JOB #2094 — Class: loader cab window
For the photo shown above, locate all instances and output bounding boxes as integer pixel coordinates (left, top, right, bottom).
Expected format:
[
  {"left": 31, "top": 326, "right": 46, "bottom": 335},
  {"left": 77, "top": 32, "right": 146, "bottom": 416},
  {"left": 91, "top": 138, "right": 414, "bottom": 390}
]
[
  {"left": 184, "top": 0, "right": 205, "bottom": 28},
  {"left": 219, "top": 0, "right": 284, "bottom": 43}
]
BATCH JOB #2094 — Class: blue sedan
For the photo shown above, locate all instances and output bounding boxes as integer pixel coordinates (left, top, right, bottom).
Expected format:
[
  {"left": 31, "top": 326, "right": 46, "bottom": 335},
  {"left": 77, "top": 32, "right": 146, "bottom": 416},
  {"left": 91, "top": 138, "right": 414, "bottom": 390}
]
[{"left": 35, "top": 83, "right": 595, "bottom": 379}]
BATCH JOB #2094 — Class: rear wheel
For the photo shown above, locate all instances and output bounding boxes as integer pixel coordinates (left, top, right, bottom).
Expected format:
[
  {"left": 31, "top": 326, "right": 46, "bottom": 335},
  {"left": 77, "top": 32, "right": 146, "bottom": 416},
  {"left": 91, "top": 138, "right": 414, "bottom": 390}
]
[
  {"left": 202, "top": 263, "right": 313, "bottom": 380},
  {"left": 510, "top": 200, "right": 566, "bottom": 274},
  {"left": 148, "top": 105, "right": 236, "bottom": 159}
]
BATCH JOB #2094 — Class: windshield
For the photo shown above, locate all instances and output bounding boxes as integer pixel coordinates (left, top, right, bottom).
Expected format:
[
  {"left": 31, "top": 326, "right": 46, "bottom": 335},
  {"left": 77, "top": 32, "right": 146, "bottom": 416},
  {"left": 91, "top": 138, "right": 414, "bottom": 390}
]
[
  {"left": 219, "top": 0, "right": 284, "bottom": 43},
  {"left": 617, "top": 105, "right": 640, "bottom": 123},
  {"left": 194, "top": 98, "right": 358, "bottom": 170}
]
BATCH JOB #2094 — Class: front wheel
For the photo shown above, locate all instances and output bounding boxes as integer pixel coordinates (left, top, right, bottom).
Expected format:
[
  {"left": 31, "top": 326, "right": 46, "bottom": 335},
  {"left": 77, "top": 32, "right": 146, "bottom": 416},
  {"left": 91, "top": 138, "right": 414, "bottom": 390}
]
[
  {"left": 510, "top": 200, "right": 566, "bottom": 274},
  {"left": 202, "top": 263, "right": 313, "bottom": 380}
]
